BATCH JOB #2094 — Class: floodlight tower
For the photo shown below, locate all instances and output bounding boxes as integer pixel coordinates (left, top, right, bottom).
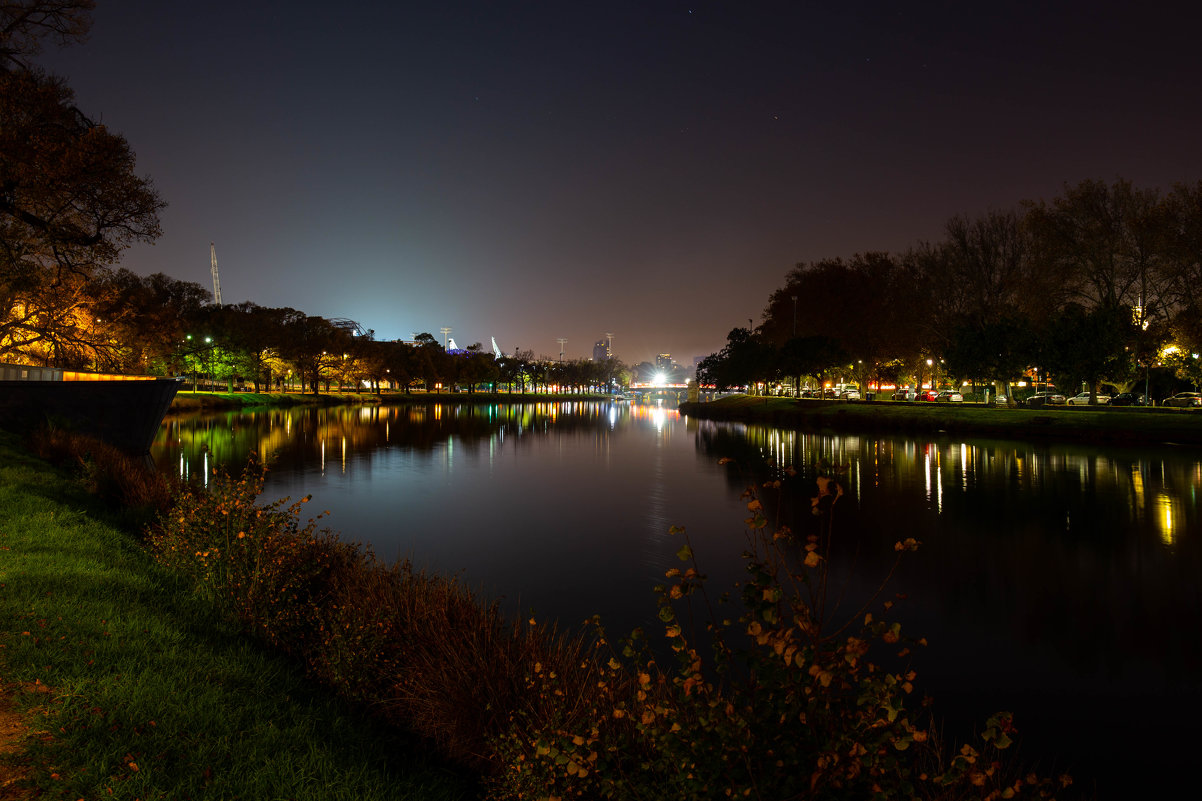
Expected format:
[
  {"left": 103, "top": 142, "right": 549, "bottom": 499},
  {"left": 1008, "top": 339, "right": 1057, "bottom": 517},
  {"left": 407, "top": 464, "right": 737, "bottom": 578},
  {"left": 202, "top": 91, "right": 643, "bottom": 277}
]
[
  {"left": 209, "top": 243, "right": 223, "bottom": 306},
  {"left": 440, "top": 327, "right": 452, "bottom": 350},
  {"left": 556, "top": 338, "right": 567, "bottom": 362}
]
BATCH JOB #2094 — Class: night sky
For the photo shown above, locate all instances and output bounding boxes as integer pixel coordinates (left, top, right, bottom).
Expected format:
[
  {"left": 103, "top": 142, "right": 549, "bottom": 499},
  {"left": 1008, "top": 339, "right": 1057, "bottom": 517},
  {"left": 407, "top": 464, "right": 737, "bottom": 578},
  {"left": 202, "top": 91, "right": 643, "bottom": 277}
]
[{"left": 39, "top": 1, "right": 1202, "bottom": 364}]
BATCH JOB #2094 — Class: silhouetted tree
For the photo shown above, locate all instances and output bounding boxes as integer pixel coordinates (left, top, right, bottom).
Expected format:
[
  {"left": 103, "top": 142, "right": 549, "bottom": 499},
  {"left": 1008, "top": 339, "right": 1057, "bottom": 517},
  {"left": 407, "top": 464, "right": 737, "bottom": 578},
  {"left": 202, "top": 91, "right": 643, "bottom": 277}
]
[{"left": 1, "top": 2, "right": 164, "bottom": 365}]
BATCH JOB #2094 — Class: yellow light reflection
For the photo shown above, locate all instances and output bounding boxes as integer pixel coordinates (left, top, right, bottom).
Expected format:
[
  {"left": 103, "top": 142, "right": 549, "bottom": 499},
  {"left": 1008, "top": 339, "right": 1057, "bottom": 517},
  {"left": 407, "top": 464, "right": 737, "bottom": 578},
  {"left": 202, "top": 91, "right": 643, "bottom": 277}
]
[
  {"left": 1130, "top": 465, "right": 1145, "bottom": 515},
  {"left": 1155, "top": 493, "right": 1177, "bottom": 546}
]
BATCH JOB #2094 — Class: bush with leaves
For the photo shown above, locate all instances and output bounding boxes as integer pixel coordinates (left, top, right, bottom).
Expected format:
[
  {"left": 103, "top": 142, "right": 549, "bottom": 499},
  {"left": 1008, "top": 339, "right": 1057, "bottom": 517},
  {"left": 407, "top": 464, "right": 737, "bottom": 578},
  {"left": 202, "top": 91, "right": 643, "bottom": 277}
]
[
  {"left": 489, "top": 463, "right": 1072, "bottom": 800},
  {"left": 150, "top": 455, "right": 358, "bottom": 650},
  {"left": 148, "top": 456, "right": 597, "bottom": 768}
]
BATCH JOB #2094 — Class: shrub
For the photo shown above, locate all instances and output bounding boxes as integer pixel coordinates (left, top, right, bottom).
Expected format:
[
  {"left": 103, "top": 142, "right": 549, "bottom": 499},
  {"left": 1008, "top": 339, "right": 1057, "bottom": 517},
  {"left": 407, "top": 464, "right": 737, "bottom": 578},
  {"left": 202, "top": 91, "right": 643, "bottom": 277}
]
[
  {"left": 304, "top": 557, "right": 598, "bottom": 768},
  {"left": 29, "top": 427, "right": 176, "bottom": 521},
  {"left": 150, "top": 455, "right": 359, "bottom": 648},
  {"left": 148, "top": 456, "right": 599, "bottom": 769}
]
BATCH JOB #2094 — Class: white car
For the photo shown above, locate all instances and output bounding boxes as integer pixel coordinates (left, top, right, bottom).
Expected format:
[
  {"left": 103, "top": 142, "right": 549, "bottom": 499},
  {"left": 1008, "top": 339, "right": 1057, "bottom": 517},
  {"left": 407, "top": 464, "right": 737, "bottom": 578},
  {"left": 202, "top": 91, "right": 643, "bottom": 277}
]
[{"left": 1066, "top": 392, "right": 1111, "bottom": 406}]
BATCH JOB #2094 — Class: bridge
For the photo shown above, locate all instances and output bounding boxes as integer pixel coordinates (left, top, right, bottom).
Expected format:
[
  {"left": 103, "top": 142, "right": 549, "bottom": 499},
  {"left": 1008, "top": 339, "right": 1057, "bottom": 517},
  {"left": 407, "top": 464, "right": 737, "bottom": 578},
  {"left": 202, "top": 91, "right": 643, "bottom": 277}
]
[{"left": 626, "top": 381, "right": 690, "bottom": 403}]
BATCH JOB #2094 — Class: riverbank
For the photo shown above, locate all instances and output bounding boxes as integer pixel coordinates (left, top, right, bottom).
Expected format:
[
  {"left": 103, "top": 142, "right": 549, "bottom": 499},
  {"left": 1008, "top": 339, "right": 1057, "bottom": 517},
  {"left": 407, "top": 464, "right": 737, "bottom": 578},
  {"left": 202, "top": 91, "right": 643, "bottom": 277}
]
[
  {"left": 3, "top": 422, "right": 1078, "bottom": 800},
  {"left": 0, "top": 432, "right": 474, "bottom": 800},
  {"left": 170, "top": 389, "right": 609, "bottom": 412},
  {"left": 679, "top": 394, "right": 1202, "bottom": 446}
]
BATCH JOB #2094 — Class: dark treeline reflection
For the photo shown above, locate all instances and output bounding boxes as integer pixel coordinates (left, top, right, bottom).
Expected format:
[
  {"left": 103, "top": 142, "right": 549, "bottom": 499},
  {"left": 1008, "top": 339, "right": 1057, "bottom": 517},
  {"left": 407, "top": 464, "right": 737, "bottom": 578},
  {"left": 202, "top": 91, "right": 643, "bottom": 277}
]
[{"left": 696, "top": 423, "right": 1202, "bottom": 795}]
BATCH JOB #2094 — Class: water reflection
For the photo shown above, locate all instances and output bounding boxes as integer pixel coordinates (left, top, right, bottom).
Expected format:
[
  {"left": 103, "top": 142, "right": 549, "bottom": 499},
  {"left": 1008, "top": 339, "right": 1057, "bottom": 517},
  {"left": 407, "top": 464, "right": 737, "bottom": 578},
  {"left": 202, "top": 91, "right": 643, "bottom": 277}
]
[
  {"left": 697, "top": 423, "right": 1201, "bottom": 543},
  {"left": 694, "top": 422, "right": 1202, "bottom": 797},
  {"left": 151, "top": 402, "right": 1202, "bottom": 798}
]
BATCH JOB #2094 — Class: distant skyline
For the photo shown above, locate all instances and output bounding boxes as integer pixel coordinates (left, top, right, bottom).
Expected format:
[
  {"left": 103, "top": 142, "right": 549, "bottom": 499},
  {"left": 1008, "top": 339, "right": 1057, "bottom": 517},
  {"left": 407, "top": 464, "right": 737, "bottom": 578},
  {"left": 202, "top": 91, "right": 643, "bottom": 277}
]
[{"left": 40, "top": 1, "right": 1202, "bottom": 363}]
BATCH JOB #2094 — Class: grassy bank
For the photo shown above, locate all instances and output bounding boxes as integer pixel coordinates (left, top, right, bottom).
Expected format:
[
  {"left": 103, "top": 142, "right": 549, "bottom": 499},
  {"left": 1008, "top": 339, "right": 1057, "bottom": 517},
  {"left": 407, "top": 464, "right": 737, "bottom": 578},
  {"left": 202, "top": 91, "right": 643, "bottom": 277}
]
[
  {"left": 171, "top": 390, "right": 608, "bottom": 412},
  {"left": 0, "top": 432, "right": 474, "bottom": 800},
  {"left": 680, "top": 394, "right": 1202, "bottom": 446}
]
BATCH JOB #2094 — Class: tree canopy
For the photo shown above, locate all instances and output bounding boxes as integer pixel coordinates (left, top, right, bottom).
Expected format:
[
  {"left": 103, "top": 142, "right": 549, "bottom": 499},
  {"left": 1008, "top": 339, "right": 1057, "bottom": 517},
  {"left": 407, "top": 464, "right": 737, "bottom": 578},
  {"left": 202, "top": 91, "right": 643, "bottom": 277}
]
[
  {"left": 700, "top": 179, "right": 1202, "bottom": 399},
  {"left": 1, "top": 0, "right": 164, "bottom": 366}
]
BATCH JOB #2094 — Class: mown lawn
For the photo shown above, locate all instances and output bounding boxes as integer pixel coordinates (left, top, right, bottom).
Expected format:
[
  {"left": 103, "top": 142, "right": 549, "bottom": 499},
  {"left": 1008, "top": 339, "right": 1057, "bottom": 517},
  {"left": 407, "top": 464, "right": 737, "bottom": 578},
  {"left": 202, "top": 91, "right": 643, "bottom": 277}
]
[{"left": 0, "top": 433, "right": 475, "bottom": 800}]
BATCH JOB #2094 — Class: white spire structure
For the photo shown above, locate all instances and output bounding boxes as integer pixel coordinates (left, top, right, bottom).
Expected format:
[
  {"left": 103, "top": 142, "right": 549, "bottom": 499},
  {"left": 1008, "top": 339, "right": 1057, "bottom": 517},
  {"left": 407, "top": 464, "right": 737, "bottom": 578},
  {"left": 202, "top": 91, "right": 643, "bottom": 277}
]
[{"left": 209, "top": 242, "right": 223, "bottom": 306}]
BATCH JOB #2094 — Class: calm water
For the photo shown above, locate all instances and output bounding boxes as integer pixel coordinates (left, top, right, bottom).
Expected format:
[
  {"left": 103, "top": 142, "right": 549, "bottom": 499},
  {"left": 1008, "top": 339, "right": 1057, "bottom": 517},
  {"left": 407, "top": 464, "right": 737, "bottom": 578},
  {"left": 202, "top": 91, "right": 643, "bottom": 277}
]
[{"left": 150, "top": 400, "right": 1202, "bottom": 797}]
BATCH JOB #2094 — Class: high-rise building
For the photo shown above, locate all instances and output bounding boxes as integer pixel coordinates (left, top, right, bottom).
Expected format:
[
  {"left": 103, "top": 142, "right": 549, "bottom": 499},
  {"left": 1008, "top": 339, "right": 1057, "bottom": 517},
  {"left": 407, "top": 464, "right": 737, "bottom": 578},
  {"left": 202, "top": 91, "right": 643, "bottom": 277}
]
[
  {"left": 593, "top": 338, "right": 612, "bottom": 361},
  {"left": 656, "top": 353, "right": 672, "bottom": 370}
]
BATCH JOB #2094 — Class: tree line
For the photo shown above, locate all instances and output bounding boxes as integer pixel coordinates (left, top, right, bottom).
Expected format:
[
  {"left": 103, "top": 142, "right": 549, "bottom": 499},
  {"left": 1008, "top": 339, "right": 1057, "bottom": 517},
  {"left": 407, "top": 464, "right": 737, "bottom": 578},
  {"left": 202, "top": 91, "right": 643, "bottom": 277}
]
[
  {"left": 0, "top": 3, "right": 629, "bottom": 395},
  {"left": 17, "top": 264, "right": 631, "bottom": 394},
  {"left": 700, "top": 178, "right": 1202, "bottom": 400}
]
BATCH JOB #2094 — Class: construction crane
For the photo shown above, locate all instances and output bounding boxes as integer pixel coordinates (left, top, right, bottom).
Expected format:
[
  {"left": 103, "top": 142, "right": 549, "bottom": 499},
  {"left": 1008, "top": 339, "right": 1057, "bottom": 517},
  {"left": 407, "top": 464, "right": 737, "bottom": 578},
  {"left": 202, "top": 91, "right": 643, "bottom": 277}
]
[{"left": 209, "top": 242, "right": 223, "bottom": 306}]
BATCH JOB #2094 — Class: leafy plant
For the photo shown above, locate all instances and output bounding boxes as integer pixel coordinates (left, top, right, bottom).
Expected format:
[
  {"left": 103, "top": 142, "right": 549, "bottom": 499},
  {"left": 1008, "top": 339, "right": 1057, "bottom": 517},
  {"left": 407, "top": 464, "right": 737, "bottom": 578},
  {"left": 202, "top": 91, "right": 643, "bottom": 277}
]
[{"left": 150, "top": 454, "right": 357, "bottom": 649}]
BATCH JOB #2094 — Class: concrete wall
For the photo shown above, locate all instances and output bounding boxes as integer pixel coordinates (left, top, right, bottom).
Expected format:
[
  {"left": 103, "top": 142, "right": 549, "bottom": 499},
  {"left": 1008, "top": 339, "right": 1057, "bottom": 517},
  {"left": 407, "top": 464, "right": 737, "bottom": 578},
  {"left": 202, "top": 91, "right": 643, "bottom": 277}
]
[{"left": 0, "top": 378, "right": 181, "bottom": 454}]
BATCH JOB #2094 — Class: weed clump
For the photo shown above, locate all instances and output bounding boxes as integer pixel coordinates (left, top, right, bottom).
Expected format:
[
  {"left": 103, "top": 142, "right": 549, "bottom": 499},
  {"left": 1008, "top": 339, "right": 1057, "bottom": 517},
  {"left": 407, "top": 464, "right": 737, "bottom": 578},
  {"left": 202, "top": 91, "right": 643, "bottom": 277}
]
[{"left": 29, "top": 427, "right": 176, "bottom": 523}]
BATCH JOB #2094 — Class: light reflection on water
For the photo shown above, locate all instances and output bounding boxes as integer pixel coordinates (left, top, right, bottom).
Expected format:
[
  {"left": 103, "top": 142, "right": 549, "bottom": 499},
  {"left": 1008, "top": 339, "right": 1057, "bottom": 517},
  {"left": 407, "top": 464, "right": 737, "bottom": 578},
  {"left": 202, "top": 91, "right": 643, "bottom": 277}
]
[{"left": 151, "top": 401, "right": 1201, "bottom": 797}]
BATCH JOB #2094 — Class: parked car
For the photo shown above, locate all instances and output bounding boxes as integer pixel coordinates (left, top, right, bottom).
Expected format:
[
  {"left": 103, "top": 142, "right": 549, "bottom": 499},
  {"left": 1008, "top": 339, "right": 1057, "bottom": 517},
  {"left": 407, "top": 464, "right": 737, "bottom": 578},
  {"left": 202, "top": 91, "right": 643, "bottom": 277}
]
[
  {"left": 892, "top": 388, "right": 916, "bottom": 401},
  {"left": 935, "top": 390, "right": 963, "bottom": 402},
  {"left": 1066, "top": 392, "right": 1111, "bottom": 406},
  {"left": 914, "top": 389, "right": 939, "bottom": 402},
  {"left": 839, "top": 387, "right": 861, "bottom": 400},
  {"left": 1109, "top": 392, "right": 1149, "bottom": 406},
  {"left": 1023, "top": 391, "right": 1066, "bottom": 407},
  {"left": 1163, "top": 392, "right": 1202, "bottom": 408}
]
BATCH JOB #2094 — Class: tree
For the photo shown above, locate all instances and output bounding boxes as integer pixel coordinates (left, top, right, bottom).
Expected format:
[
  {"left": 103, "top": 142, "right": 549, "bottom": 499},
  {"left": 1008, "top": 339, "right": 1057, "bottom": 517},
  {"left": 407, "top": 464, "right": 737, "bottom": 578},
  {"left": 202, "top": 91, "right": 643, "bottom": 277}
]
[
  {"left": 698, "top": 327, "right": 774, "bottom": 393},
  {"left": 275, "top": 313, "right": 343, "bottom": 394},
  {"left": 1039, "top": 303, "right": 1135, "bottom": 399},
  {"left": 1025, "top": 179, "right": 1168, "bottom": 323},
  {"left": 1163, "top": 181, "right": 1202, "bottom": 356},
  {"left": 0, "top": 1, "right": 94, "bottom": 65},
  {"left": 777, "top": 335, "right": 848, "bottom": 395},
  {"left": 943, "top": 315, "right": 1037, "bottom": 399},
  {"left": 411, "top": 332, "right": 449, "bottom": 390},
  {"left": 761, "top": 254, "right": 918, "bottom": 386},
  {"left": 90, "top": 269, "right": 209, "bottom": 374},
  {"left": 454, "top": 343, "right": 498, "bottom": 394},
  {"left": 1, "top": 2, "right": 164, "bottom": 365},
  {"left": 937, "top": 211, "right": 1055, "bottom": 323}
]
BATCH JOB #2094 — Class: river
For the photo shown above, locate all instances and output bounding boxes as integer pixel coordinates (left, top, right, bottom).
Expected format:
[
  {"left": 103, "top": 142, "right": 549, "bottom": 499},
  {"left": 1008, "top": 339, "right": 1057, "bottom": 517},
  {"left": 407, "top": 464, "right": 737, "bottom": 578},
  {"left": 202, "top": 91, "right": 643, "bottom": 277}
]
[{"left": 150, "top": 398, "right": 1202, "bottom": 798}]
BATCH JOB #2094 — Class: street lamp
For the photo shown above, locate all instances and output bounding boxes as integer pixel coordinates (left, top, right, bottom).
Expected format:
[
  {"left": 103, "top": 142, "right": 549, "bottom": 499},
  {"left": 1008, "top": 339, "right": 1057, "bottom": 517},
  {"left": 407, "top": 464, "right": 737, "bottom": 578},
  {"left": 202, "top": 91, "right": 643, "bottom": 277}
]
[{"left": 204, "top": 337, "right": 213, "bottom": 390}]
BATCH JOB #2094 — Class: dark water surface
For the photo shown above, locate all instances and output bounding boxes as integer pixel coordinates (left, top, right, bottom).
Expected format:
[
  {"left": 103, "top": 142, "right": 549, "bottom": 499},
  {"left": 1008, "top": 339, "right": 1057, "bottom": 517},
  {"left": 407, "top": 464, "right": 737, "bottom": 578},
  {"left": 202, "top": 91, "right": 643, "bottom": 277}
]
[{"left": 151, "top": 400, "right": 1202, "bottom": 798}]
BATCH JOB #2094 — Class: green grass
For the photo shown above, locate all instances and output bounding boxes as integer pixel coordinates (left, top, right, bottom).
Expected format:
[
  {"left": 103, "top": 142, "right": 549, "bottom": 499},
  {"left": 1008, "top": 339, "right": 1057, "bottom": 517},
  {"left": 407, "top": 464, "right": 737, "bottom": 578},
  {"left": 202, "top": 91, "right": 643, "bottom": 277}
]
[
  {"left": 0, "top": 432, "right": 475, "bottom": 800},
  {"left": 171, "top": 389, "right": 610, "bottom": 412},
  {"left": 172, "top": 390, "right": 371, "bottom": 410},
  {"left": 681, "top": 394, "right": 1202, "bottom": 446}
]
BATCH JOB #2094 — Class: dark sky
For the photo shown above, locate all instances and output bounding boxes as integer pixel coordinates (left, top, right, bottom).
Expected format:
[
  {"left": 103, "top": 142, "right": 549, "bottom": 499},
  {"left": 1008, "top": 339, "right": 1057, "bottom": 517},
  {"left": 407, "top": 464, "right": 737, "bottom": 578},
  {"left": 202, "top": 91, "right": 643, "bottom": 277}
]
[{"left": 39, "top": 1, "right": 1202, "bottom": 364}]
